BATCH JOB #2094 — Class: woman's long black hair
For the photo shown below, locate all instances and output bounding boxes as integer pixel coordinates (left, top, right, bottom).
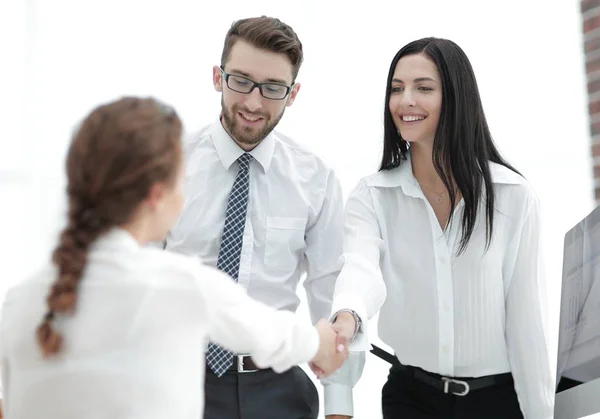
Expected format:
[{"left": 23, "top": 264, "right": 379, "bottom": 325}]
[{"left": 380, "top": 37, "right": 520, "bottom": 254}]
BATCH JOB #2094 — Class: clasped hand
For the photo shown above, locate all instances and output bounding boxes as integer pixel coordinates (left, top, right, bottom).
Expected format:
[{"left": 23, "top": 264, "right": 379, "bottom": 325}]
[{"left": 308, "top": 313, "right": 356, "bottom": 379}]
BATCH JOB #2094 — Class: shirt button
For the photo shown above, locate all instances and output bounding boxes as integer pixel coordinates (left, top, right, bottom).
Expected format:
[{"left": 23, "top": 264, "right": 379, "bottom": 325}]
[
  {"left": 443, "top": 345, "right": 450, "bottom": 354},
  {"left": 443, "top": 303, "right": 450, "bottom": 312}
]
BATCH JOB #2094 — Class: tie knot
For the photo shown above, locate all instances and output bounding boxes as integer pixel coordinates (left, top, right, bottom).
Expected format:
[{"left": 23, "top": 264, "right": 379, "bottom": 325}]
[{"left": 237, "top": 153, "right": 252, "bottom": 171}]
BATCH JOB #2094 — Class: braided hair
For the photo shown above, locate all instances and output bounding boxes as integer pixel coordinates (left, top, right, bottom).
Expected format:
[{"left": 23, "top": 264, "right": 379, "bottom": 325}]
[{"left": 36, "top": 97, "right": 183, "bottom": 357}]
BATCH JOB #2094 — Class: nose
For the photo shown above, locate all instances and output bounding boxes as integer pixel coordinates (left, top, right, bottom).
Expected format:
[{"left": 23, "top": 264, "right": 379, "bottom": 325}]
[
  {"left": 399, "top": 90, "right": 416, "bottom": 107},
  {"left": 243, "top": 86, "right": 263, "bottom": 112}
]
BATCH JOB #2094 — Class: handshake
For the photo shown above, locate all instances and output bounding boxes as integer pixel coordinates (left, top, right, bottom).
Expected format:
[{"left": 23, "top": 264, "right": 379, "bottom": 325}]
[{"left": 308, "top": 312, "right": 357, "bottom": 379}]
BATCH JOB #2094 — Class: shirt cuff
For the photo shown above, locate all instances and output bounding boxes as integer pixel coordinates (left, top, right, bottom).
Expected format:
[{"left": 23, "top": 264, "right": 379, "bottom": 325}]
[
  {"left": 323, "top": 383, "right": 353, "bottom": 417},
  {"left": 330, "top": 292, "right": 370, "bottom": 352}
]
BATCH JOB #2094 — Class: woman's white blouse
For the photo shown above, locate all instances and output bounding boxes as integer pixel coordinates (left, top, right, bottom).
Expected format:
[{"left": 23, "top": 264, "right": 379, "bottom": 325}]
[
  {"left": 332, "top": 159, "right": 554, "bottom": 419},
  {"left": 0, "top": 229, "right": 319, "bottom": 419}
]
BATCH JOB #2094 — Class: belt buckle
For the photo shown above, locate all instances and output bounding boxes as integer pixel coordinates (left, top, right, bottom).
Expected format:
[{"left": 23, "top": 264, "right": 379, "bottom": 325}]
[
  {"left": 236, "top": 355, "right": 258, "bottom": 373},
  {"left": 442, "top": 377, "right": 470, "bottom": 396}
]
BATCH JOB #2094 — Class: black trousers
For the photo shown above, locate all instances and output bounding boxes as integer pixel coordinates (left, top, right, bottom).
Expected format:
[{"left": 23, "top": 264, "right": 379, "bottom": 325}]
[
  {"left": 204, "top": 365, "right": 319, "bottom": 419},
  {"left": 382, "top": 365, "right": 524, "bottom": 419}
]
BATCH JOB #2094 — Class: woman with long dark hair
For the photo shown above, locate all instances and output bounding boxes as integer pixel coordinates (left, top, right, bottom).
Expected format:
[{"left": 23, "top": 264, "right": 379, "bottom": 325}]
[
  {"left": 0, "top": 97, "right": 346, "bottom": 419},
  {"left": 331, "top": 38, "right": 553, "bottom": 418}
]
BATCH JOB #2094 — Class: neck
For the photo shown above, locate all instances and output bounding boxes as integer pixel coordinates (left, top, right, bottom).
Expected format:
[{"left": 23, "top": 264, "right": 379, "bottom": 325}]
[
  {"left": 120, "top": 217, "right": 152, "bottom": 245},
  {"left": 410, "top": 142, "right": 447, "bottom": 191}
]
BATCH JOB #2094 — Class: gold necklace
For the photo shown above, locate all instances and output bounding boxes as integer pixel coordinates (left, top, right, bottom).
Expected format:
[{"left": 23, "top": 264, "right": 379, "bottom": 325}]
[{"left": 418, "top": 182, "right": 446, "bottom": 204}]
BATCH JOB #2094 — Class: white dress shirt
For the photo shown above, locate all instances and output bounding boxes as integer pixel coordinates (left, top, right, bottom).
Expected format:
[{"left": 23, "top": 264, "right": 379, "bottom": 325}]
[
  {"left": 331, "top": 156, "right": 554, "bottom": 419},
  {"left": 164, "top": 119, "right": 363, "bottom": 416},
  {"left": 0, "top": 229, "right": 319, "bottom": 419}
]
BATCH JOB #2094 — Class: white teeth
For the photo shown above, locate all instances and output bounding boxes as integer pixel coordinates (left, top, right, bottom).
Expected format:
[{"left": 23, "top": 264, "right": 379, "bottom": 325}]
[
  {"left": 402, "top": 115, "right": 425, "bottom": 122},
  {"left": 241, "top": 113, "right": 260, "bottom": 122}
]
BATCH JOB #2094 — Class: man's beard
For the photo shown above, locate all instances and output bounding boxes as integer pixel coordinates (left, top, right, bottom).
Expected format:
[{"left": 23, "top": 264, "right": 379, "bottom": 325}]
[{"left": 221, "top": 98, "right": 285, "bottom": 147}]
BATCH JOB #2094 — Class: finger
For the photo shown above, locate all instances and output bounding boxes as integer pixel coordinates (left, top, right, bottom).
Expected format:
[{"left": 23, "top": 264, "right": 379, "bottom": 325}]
[{"left": 331, "top": 323, "right": 351, "bottom": 351}]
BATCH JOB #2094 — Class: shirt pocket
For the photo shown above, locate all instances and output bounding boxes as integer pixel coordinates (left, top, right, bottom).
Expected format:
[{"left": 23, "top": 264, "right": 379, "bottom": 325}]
[{"left": 264, "top": 216, "right": 307, "bottom": 272}]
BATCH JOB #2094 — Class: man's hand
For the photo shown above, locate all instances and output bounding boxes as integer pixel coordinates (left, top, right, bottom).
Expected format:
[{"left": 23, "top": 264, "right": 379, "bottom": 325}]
[
  {"left": 331, "top": 311, "right": 356, "bottom": 353},
  {"left": 309, "top": 319, "right": 348, "bottom": 379}
]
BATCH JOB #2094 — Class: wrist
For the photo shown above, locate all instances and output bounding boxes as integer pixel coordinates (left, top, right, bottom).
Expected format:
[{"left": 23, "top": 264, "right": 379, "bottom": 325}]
[
  {"left": 334, "top": 312, "right": 355, "bottom": 328},
  {"left": 332, "top": 310, "right": 360, "bottom": 342}
]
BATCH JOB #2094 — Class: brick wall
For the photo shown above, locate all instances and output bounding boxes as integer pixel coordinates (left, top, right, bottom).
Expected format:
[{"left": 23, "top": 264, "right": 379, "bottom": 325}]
[{"left": 582, "top": 0, "right": 600, "bottom": 203}]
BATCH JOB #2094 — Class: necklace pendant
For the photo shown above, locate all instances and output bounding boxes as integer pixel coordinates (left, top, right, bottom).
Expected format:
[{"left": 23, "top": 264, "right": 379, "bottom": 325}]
[{"left": 435, "top": 196, "right": 443, "bottom": 204}]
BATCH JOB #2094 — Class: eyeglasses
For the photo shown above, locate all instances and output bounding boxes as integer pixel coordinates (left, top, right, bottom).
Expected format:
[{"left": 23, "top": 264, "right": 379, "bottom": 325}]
[{"left": 219, "top": 67, "right": 293, "bottom": 100}]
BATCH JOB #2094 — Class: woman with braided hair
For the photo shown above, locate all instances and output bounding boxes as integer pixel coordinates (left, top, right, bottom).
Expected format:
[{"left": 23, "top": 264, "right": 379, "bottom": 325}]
[{"left": 0, "top": 97, "right": 346, "bottom": 419}]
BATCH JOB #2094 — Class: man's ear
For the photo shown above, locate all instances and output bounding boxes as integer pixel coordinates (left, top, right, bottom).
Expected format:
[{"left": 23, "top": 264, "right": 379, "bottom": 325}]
[
  {"left": 213, "top": 65, "right": 224, "bottom": 92},
  {"left": 286, "top": 82, "right": 301, "bottom": 107}
]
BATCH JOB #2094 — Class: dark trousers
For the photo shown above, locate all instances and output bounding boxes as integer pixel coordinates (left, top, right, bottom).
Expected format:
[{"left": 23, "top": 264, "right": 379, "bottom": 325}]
[
  {"left": 204, "top": 366, "right": 319, "bottom": 419},
  {"left": 382, "top": 365, "right": 524, "bottom": 419}
]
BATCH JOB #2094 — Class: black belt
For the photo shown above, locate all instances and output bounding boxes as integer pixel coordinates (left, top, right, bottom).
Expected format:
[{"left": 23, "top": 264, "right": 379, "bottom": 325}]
[
  {"left": 224, "top": 355, "right": 268, "bottom": 374},
  {"left": 371, "top": 344, "right": 513, "bottom": 396}
]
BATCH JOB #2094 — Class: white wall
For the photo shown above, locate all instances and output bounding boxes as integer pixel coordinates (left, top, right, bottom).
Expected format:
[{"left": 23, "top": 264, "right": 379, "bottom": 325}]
[{"left": 1, "top": 0, "right": 595, "bottom": 417}]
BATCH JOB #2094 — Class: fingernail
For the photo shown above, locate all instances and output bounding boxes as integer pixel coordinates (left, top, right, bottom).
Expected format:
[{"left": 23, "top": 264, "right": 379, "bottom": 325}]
[{"left": 337, "top": 344, "right": 345, "bottom": 352}]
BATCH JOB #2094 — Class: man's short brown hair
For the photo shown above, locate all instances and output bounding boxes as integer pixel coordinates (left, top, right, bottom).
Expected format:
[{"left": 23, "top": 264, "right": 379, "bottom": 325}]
[{"left": 221, "top": 16, "right": 304, "bottom": 82}]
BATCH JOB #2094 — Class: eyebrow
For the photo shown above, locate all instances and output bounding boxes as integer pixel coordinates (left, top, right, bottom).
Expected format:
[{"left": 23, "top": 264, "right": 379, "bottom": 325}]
[
  {"left": 228, "top": 68, "right": 290, "bottom": 85},
  {"left": 392, "top": 77, "right": 437, "bottom": 83}
]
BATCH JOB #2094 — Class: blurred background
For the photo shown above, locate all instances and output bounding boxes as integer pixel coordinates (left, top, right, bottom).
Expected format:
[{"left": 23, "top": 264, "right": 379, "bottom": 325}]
[{"left": 1, "top": 0, "right": 598, "bottom": 417}]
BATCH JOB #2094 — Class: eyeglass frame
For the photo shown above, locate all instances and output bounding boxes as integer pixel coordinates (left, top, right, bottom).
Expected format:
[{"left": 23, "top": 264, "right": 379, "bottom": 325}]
[{"left": 219, "top": 66, "right": 294, "bottom": 100}]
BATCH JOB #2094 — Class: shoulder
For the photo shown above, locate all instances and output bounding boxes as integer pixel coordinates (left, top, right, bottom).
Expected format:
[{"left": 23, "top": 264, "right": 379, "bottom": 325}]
[
  {"left": 181, "top": 124, "right": 217, "bottom": 158},
  {"left": 3, "top": 264, "right": 55, "bottom": 302},
  {"left": 489, "top": 163, "right": 538, "bottom": 206},
  {"left": 489, "top": 163, "right": 541, "bottom": 223},
  {"left": 346, "top": 172, "right": 391, "bottom": 206},
  {"left": 139, "top": 248, "right": 201, "bottom": 278},
  {"left": 141, "top": 248, "right": 231, "bottom": 287},
  {"left": 272, "top": 130, "right": 336, "bottom": 178},
  {"left": 0, "top": 263, "right": 56, "bottom": 330}
]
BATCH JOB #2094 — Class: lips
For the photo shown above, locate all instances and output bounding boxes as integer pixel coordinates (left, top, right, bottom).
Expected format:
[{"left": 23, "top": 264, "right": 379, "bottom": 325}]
[
  {"left": 239, "top": 111, "right": 263, "bottom": 122},
  {"left": 236, "top": 111, "right": 267, "bottom": 130}
]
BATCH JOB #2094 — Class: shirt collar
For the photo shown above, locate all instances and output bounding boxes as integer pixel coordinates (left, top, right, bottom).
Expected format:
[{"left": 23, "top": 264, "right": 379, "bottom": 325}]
[
  {"left": 367, "top": 153, "right": 524, "bottom": 196},
  {"left": 366, "top": 154, "right": 421, "bottom": 198},
  {"left": 210, "top": 117, "right": 275, "bottom": 173}
]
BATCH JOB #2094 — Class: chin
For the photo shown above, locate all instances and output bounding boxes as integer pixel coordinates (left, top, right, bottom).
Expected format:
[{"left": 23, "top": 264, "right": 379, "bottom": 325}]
[{"left": 403, "top": 136, "right": 429, "bottom": 147}]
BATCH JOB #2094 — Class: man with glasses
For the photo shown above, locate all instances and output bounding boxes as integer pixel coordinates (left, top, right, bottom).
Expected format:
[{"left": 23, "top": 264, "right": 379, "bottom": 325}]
[{"left": 163, "top": 16, "right": 364, "bottom": 419}]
